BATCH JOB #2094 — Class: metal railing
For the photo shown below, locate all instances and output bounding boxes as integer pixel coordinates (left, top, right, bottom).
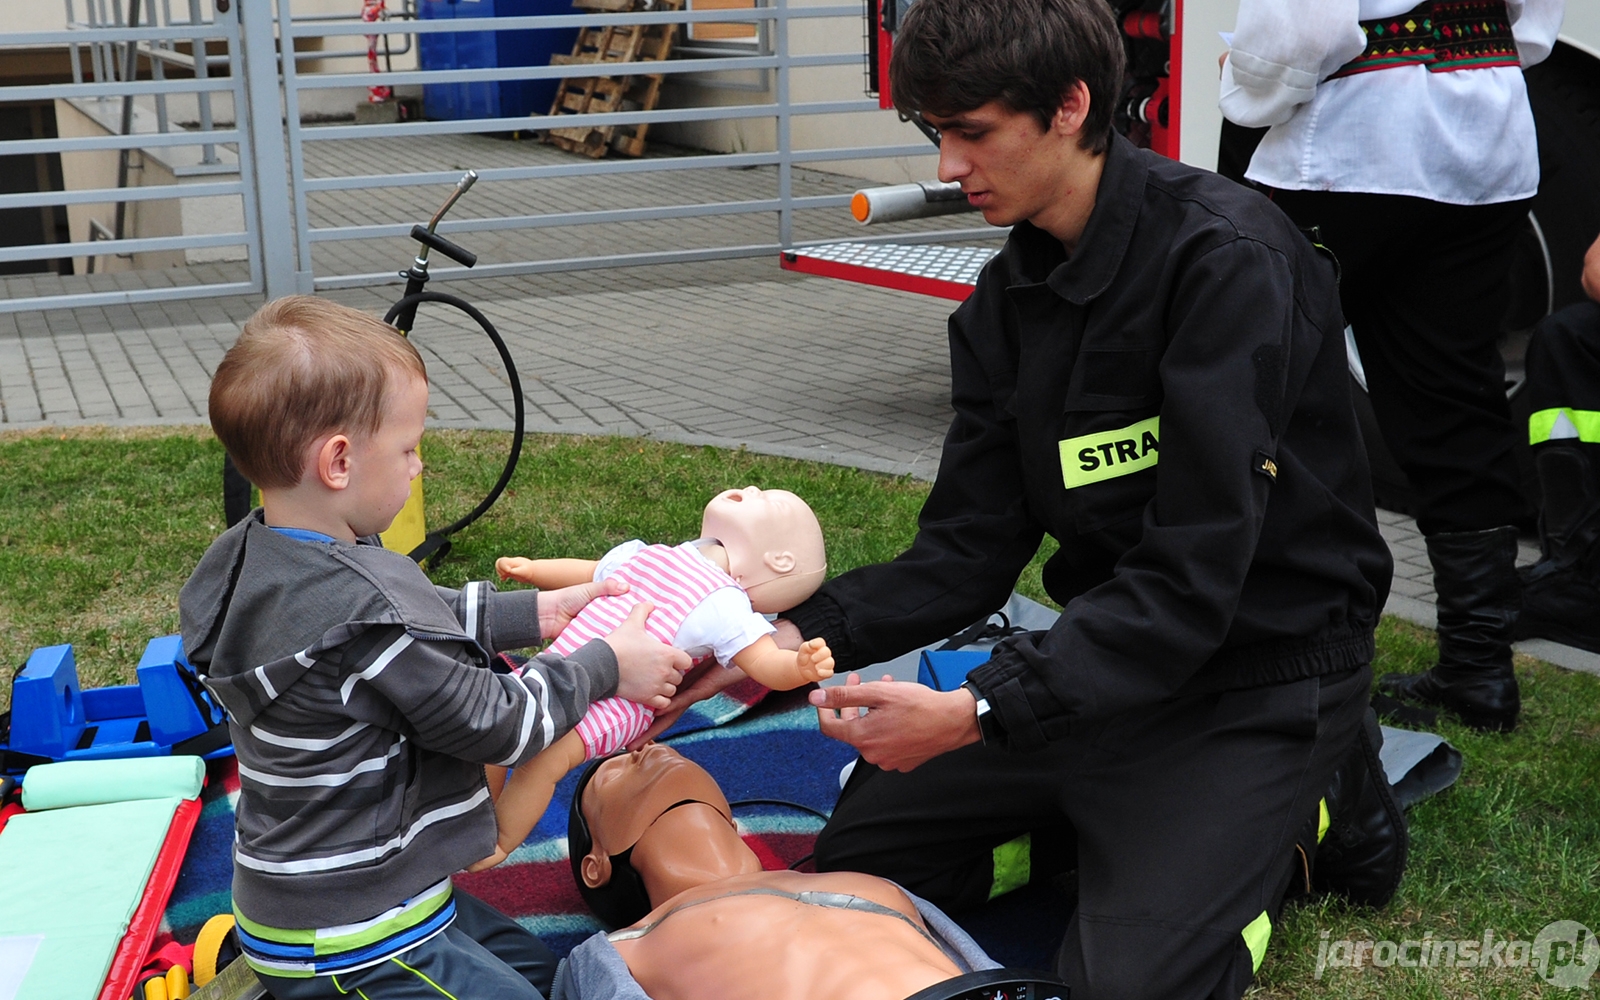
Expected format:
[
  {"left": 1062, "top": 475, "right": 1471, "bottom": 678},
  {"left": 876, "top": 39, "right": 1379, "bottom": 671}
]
[
  {"left": 0, "top": 0, "right": 995, "bottom": 314},
  {"left": 0, "top": 1, "right": 263, "bottom": 313},
  {"left": 280, "top": 0, "right": 986, "bottom": 294}
]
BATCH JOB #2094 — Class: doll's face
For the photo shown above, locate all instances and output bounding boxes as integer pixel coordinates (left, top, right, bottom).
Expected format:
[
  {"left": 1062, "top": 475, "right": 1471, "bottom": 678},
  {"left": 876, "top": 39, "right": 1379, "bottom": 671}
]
[
  {"left": 700, "top": 487, "right": 826, "bottom": 613},
  {"left": 582, "top": 744, "right": 733, "bottom": 868}
]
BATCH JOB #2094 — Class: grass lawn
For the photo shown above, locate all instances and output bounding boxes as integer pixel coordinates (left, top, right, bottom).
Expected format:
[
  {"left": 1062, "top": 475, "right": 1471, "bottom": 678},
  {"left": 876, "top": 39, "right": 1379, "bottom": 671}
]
[{"left": 1, "top": 427, "right": 1595, "bottom": 998}]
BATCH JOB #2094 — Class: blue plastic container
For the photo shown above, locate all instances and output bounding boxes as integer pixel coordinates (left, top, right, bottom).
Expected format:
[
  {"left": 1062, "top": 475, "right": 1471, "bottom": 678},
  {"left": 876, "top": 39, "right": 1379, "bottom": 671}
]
[
  {"left": 916, "top": 649, "right": 993, "bottom": 692},
  {"left": 418, "top": 0, "right": 581, "bottom": 121}
]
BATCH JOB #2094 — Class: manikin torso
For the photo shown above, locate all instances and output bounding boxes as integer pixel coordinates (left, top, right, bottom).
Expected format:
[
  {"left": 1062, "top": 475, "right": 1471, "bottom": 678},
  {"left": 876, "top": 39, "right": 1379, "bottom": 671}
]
[
  {"left": 594, "top": 794, "right": 963, "bottom": 1000},
  {"left": 610, "top": 864, "right": 962, "bottom": 1000}
]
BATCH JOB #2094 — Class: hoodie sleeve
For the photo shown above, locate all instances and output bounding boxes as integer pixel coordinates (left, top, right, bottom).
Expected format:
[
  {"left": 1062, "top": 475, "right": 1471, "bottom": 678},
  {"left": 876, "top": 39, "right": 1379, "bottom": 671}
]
[
  {"left": 434, "top": 580, "right": 544, "bottom": 652},
  {"left": 338, "top": 623, "right": 619, "bottom": 767}
]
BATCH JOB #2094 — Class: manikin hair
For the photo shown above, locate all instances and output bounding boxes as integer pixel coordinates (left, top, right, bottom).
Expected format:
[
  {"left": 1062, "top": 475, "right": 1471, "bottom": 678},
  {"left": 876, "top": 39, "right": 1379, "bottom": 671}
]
[
  {"left": 569, "top": 753, "right": 657, "bottom": 928},
  {"left": 209, "top": 295, "right": 426, "bottom": 489},
  {"left": 888, "top": 0, "right": 1125, "bottom": 154}
]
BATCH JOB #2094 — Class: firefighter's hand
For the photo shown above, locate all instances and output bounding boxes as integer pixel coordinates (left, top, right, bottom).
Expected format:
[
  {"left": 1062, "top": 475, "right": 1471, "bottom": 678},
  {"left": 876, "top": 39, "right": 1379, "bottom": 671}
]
[
  {"left": 536, "top": 577, "right": 629, "bottom": 638},
  {"left": 809, "top": 674, "right": 981, "bottom": 772}
]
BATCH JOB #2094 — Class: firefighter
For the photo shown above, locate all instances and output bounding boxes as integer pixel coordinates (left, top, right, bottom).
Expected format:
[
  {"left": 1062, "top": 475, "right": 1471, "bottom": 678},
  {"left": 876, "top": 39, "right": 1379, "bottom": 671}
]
[
  {"left": 740, "top": 0, "right": 1407, "bottom": 996},
  {"left": 1518, "top": 232, "right": 1600, "bottom": 653}
]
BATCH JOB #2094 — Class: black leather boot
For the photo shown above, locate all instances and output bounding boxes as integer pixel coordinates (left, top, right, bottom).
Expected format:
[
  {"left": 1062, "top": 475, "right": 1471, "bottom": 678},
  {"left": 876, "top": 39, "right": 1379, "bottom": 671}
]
[
  {"left": 1379, "top": 525, "right": 1521, "bottom": 732},
  {"left": 1517, "top": 445, "right": 1600, "bottom": 654},
  {"left": 1312, "top": 707, "right": 1409, "bottom": 908}
]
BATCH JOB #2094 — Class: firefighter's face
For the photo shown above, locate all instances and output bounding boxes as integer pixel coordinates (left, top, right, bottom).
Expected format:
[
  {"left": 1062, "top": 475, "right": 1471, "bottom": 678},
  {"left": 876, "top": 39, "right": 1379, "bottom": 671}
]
[{"left": 925, "top": 86, "right": 1093, "bottom": 232}]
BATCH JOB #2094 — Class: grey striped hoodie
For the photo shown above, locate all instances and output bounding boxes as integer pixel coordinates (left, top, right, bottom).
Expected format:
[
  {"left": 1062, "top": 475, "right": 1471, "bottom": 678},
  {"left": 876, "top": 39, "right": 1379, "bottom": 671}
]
[{"left": 180, "top": 512, "right": 618, "bottom": 929}]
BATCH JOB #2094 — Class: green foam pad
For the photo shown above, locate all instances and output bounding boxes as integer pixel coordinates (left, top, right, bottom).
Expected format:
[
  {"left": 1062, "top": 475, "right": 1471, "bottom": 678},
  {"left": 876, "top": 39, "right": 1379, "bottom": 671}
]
[
  {"left": 0, "top": 796, "right": 180, "bottom": 1000},
  {"left": 20, "top": 755, "right": 204, "bottom": 811}
]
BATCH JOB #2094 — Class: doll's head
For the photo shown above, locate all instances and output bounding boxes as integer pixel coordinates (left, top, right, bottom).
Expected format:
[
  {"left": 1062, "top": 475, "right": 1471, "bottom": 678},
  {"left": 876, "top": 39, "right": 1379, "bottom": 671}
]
[{"left": 700, "top": 487, "right": 826, "bottom": 613}]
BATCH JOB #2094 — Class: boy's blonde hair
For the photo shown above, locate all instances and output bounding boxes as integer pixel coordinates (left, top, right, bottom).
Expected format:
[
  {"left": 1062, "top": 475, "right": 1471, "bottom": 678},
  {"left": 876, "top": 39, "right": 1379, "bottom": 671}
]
[{"left": 210, "top": 295, "right": 426, "bottom": 488}]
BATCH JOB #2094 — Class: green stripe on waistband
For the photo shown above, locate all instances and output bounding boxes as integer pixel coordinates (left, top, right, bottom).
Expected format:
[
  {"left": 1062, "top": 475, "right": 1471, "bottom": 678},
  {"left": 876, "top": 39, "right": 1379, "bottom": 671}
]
[{"left": 235, "top": 880, "right": 454, "bottom": 955}]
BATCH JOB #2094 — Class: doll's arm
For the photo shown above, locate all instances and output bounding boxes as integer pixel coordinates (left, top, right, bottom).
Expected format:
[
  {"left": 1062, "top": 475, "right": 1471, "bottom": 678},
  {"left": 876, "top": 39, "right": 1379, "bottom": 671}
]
[
  {"left": 496, "top": 557, "right": 601, "bottom": 589},
  {"left": 470, "top": 729, "right": 590, "bottom": 872},
  {"left": 731, "top": 635, "right": 834, "bottom": 690}
]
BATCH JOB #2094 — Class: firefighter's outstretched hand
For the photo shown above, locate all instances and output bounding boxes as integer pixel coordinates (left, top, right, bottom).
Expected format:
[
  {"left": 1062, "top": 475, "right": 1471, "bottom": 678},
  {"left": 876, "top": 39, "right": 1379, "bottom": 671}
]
[{"left": 809, "top": 674, "right": 980, "bottom": 772}]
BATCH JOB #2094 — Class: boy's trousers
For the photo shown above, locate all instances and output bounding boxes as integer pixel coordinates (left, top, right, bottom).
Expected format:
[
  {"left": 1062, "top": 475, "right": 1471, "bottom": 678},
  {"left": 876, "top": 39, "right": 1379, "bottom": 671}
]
[{"left": 256, "top": 890, "right": 559, "bottom": 999}]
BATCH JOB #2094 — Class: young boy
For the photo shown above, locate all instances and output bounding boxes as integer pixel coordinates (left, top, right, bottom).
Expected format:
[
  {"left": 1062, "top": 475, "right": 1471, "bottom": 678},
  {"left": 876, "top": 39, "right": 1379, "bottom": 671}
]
[{"left": 179, "top": 295, "right": 690, "bottom": 1000}]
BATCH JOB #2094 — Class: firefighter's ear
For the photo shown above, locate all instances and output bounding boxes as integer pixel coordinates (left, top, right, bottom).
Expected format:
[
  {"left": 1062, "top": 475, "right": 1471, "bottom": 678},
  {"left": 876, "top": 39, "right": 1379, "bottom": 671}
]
[{"left": 1052, "top": 79, "right": 1092, "bottom": 139}]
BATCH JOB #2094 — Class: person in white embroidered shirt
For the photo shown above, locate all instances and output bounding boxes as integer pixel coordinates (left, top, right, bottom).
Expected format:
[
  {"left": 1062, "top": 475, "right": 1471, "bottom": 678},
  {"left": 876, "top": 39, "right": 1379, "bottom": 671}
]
[
  {"left": 1220, "top": 0, "right": 1567, "bottom": 734},
  {"left": 471, "top": 486, "right": 834, "bottom": 870}
]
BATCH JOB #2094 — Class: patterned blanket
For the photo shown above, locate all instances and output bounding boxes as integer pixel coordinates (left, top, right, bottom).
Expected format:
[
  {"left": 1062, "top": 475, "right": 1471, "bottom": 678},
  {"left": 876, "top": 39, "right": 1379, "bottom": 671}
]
[
  {"left": 159, "top": 678, "right": 1069, "bottom": 969},
  {"left": 159, "top": 681, "right": 858, "bottom": 960}
]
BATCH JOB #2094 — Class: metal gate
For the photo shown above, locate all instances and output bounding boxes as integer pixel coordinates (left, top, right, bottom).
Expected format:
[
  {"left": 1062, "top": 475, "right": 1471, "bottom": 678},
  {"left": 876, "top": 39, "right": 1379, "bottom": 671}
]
[
  {"left": 0, "top": 0, "right": 272, "bottom": 314},
  {"left": 0, "top": 0, "right": 988, "bottom": 314}
]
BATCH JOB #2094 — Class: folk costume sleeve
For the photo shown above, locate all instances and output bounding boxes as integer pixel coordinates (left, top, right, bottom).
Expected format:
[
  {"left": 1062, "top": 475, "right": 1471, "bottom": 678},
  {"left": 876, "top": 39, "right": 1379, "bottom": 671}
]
[{"left": 1220, "top": 0, "right": 1365, "bottom": 128}]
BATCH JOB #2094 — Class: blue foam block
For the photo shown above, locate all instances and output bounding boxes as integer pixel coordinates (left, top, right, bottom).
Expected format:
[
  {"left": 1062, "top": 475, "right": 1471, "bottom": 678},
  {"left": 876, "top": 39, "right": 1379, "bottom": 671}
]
[{"left": 917, "top": 649, "right": 993, "bottom": 692}]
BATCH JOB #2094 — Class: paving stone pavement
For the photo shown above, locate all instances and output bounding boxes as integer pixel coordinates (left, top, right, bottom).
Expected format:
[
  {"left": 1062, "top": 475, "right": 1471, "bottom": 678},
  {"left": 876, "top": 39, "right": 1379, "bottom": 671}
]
[{"left": 2, "top": 255, "right": 1596, "bottom": 676}]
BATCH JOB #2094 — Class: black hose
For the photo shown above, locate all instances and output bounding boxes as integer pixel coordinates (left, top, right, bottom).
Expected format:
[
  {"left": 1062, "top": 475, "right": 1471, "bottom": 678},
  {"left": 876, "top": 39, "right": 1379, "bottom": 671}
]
[{"left": 383, "top": 290, "right": 525, "bottom": 563}]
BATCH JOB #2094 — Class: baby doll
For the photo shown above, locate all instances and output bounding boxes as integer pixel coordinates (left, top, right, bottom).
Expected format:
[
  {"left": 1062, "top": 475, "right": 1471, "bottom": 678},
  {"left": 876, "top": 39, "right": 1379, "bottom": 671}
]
[{"left": 471, "top": 486, "right": 832, "bottom": 869}]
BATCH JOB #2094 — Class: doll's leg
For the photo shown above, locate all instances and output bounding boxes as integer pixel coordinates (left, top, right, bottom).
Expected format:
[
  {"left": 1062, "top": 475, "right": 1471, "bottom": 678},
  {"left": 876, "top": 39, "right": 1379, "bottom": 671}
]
[
  {"left": 469, "top": 731, "right": 589, "bottom": 872},
  {"left": 485, "top": 764, "right": 509, "bottom": 803}
]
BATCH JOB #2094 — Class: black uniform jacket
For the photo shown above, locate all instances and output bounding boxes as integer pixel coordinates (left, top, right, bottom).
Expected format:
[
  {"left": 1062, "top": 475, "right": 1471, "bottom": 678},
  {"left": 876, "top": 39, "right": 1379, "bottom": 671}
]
[{"left": 787, "top": 134, "right": 1394, "bottom": 751}]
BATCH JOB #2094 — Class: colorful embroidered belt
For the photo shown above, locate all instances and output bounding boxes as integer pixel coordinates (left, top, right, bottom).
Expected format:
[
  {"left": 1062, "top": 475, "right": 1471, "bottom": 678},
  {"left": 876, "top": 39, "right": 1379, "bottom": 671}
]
[{"left": 1327, "top": 0, "right": 1519, "bottom": 79}]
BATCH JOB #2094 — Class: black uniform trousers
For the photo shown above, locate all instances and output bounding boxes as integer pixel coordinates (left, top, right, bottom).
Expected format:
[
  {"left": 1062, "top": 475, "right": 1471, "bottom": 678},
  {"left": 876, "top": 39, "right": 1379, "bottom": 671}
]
[
  {"left": 814, "top": 665, "right": 1371, "bottom": 1000},
  {"left": 1525, "top": 300, "right": 1600, "bottom": 447},
  {"left": 256, "top": 890, "right": 559, "bottom": 1000},
  {"left": 1269, "top": 190, "right": 1531, "bottom": 536}
]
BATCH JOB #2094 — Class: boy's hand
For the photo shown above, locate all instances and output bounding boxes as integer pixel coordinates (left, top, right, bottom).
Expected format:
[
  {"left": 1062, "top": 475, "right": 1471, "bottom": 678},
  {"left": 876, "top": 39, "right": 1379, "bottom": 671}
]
[
  {"left": 605, "top": 602, "right": 690, "bottom": 711},
  {"left": 628, "top": 660, "right": 747, "bottom": 748},
  {"left": 536, "top": 577, "right": 629, "bottom": 638},
  {"left": 796, "top": 637, "right": 835, "bottom": 683}
]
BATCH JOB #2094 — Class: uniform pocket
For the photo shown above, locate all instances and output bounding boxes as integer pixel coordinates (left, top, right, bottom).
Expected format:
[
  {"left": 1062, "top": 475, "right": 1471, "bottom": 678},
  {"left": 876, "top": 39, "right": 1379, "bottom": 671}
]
[{"left": 1064, "top": 348, "right": 1165, "bottom": 410}]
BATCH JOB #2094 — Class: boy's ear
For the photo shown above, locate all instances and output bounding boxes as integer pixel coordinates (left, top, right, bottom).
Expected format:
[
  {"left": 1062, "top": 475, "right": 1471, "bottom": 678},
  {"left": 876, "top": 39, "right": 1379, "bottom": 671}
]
[
  {"left": 315, "top": 433, "right": 354, "bottom": 491},
  {"left": 762, "top": 550, "right": 796, "bottom": 575},
  {"left": 582, "top": 849, "right": 612, "bottom": 888}
]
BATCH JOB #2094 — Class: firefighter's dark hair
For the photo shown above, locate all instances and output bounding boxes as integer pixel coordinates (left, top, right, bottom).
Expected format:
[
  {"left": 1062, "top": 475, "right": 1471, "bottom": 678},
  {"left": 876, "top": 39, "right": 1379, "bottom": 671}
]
[{"left": 889, "top": 0, "right": 1125, "bottom": 154}]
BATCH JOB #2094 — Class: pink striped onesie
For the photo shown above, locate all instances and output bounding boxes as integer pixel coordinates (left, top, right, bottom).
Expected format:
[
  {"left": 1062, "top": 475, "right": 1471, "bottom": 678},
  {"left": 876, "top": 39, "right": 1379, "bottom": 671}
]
[{"left": 544, "top": 543, "right": 744, "bottom": 759}]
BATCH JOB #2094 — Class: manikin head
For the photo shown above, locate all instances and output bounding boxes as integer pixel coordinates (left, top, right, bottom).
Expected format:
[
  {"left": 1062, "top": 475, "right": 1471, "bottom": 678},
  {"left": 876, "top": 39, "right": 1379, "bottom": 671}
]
[
  {"left": 570, "top": 744, "right": 760, "bottom": 927},
  {"left": 700, "top": 487, "right": 826, "bottom": 613}
]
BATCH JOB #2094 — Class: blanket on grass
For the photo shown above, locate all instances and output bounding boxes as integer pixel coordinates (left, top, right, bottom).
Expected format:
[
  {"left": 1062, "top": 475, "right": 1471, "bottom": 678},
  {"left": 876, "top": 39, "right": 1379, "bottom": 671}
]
[{"left": 158, "top": 680, "right": 885, "bottom": 963}]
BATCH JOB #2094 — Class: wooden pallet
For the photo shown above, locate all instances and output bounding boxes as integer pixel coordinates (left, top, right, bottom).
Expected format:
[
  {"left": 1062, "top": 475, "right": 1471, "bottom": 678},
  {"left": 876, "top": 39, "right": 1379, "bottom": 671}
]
[{"left": 543, "top": 0, "right": 684, "bottom": 158}]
